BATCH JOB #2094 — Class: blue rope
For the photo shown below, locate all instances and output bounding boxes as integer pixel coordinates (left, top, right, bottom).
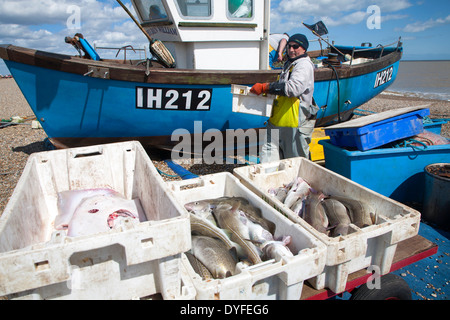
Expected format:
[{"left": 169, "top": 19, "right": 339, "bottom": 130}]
[
  {"left": 390, "top": 138, "right": 428, "bottom": 151},
  {"left": 156, "top": 168, "right": 180, "bottom": 178},
  {"left": 422, "top": 116, "right": 434, "bottom": 124}
]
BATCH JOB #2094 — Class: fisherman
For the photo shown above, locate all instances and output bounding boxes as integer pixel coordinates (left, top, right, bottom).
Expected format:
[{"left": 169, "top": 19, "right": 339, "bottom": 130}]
[
  {"left": 251, "top": 33, "right": 318, "bottom": 162},
  {"left": 269, "top": 33, "right": 289, "bottom": 69}
]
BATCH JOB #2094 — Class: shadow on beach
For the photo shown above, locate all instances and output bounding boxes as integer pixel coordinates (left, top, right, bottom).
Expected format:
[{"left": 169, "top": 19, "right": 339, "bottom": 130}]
[{"left": 12, "top": 140, "right": 46, "bottom": 155}]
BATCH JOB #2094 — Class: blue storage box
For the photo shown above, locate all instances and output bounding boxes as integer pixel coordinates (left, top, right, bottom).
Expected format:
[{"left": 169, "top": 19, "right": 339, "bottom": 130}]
[
  {"left": 324, "top": 107, "right": 431, "bottom": 151},
  {"left": 319, "top": 140, "right": 450, "bottom": 204}
]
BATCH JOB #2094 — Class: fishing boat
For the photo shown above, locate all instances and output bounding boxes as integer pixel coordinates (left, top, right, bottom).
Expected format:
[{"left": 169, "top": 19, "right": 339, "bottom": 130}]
[{"left": 0, "top": 0, "right": 402, "bottom": 151}]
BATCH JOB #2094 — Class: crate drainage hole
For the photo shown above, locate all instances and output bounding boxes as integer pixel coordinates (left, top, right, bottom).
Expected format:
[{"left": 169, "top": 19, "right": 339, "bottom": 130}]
[
  {"left": 35, "top": 260, "right": 50, "bottom": 271},
  {"left": 141, "top": 237, "right": 154, "bottom": 248}
]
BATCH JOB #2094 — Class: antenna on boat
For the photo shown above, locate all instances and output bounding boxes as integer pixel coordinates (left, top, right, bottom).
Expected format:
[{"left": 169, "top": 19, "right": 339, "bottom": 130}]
[
  {"left": 302, "top": 21, "right": 346, "bottom": 58},
  {"left": 116, "top": 0, "right": 176, "bottom": 68}
]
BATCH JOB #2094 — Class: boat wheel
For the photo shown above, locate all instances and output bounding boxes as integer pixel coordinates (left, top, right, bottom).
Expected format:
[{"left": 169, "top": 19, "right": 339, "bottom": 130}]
[{"left": 350, "top": 273, "right": 412, "bottom": 300}]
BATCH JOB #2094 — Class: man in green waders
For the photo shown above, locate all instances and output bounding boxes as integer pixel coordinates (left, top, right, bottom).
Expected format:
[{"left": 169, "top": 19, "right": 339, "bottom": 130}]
[{"left": 251, "top": 33, "right": 319, "bottom": 163}]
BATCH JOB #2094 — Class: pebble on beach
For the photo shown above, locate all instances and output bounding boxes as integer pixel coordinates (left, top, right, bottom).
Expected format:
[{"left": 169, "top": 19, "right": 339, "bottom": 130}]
[{"left": 1, "top": 78, "right": 449, "bottom": 215}]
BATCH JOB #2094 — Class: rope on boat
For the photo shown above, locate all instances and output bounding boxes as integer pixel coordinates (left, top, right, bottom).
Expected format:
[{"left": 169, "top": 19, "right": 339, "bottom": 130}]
[{"left": 324, "top": 60, "right": 342, "bottom": 122}]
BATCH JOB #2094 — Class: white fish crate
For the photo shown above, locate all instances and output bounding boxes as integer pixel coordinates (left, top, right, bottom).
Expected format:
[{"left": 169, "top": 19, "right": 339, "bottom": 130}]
[
  {"left": 0, "top": 141, "right": 191, "bottom": 299},
  {"left": 231, "top": 84, "right": 276, "bottom": 117},
  {"left": 167, "top": 172, "right": 327, "bottom": 300},
  {"left": 233, "top": 157, "right": 420, "bottom": 294},
  {"left": 9, "top": 255, "right": 197, "bottom": 300}
]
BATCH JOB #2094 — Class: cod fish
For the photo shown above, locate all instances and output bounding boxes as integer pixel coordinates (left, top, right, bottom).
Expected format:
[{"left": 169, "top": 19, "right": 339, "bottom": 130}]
[
  {"left": 290, "top": 197, "right": 306, "bottom": 217},
  {"left": 225, "top": 197, "right": 276, "bottom": 234},
  {"left": 284, "top": 177, "right": 312, "bottom": 209},
  {"left": 302, "top": 190, "right": 329, "bottom": 235},
  {"left": 191, "top": 236, "right": 237, "bottom": 279},
  {"left": 185, "top": 252, "right": 214, "bottom": 281},
  {"left": 261, "top": 236, "right": 294, "bottom": 261},
  {"left": 190, "top": 212, "right": 245, "bottom": 260},
  {"left": 213, "top": 201, "right": 264, "bottom": 265},
  {"left": 185, "top": 199, "right": 218, "bottom": 226},
  {"left": 269, "top": 186, "right": 289, "bottom": 203},
  {"left": 187, "top": 197, "right": 276, "bottom": 235},
  {"left": 321, "top": 198, "right": 351, "bottom": 237},
  {"left": 331, "top": 196, "right": 375, "bottom": 228}
]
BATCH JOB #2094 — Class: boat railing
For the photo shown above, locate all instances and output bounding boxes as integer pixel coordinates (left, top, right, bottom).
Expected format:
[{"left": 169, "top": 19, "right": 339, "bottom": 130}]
[
  {"left": 347, "top": 37, "right": 402, "bottom": 65},
  {"left": 94, "top": 44, "right": 148, "bottom": 62}
]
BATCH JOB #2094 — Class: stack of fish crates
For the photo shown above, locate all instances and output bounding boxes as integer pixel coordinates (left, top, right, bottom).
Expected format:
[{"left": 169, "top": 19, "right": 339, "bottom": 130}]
[
  {"left": 0, "top": 142, "right": 195, "bottom": 300},
  {"left": 233, "top": 157, "right": 420, "bottom": 293},
  {"left": 167, "top": 172, "right": 327, "bottom": 300}
]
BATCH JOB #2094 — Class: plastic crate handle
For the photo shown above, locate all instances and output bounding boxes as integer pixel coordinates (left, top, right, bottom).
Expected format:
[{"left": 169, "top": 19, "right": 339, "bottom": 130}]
[
  {"left": 169, "top": 176, "right": 215, "bottom": 193},
  {"left": 70, "top": 146, "right": 104, "bottom": 159}
]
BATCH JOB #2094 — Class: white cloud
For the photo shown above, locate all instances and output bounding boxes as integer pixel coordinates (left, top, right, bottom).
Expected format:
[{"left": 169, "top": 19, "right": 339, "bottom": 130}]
[
  {"left": 372, "top": 0, "right": 413, "bottom": 12},
  {"left": 402, "top": 15, "right": 450, "bottom": 33},
  {"left": 0, "top": 0, "right": 129, "bottom": 25},
  {"left": 322, "top": 11, "right": 368, "bottom": 27},
  {"left": 275, "top": 0, "right": 362, "bottom": 16},
  {"left": 273, "top": 0, "right": 412, "bottom": 16},
  {"left": 0, "top": 0, "right": 147, "bottom": 58},
  {"left": 0, "top": 24, "right": 51, "bottom": 40},
  {"left": 271, "top": 0, "right": 412, "bottom": 32},
  {"left": 0, "top": 0, "right": 71, "bottom": 25}
]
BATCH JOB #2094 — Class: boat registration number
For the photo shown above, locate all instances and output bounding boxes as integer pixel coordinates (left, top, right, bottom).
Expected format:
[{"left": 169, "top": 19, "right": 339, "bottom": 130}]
[
  {"left": 136, "top": 87, "right": 212, "bottom": 111},
  {"left": 374, "top": 66, "right": 394, "bottom": 88}
]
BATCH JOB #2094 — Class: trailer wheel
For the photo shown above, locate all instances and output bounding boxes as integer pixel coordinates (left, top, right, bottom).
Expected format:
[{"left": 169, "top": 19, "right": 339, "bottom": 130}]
[{"left": 350, "top": 274, "right": 412, "bottom": 300}]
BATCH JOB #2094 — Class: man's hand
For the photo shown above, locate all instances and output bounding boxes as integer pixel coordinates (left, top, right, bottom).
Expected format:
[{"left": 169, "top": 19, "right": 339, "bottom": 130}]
[{"left": 250, "top": 83, "right": 269, "bottom": 95}]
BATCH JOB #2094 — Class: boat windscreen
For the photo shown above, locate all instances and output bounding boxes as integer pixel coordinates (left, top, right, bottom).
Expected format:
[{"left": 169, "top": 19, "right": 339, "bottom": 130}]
[
  {"left": 176, "top": 0, "right": 212, "bottom": 17},
  {"left": 135, "top": 0, "right": 170, "bottom": 23}
]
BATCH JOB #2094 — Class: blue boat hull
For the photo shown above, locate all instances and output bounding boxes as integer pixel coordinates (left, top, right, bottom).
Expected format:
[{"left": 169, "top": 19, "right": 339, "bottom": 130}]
[{"left": 2, "top": 45, "right": 401, "bottom": 149}]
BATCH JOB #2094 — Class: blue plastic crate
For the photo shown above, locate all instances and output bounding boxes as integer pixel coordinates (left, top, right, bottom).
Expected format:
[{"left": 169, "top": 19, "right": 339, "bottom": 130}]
[
  {"left": 325, "top": 108, "right": 431, "bottom": 151},
  {"left": 319, "top": 140, "right": 450, "bottom": 204}
]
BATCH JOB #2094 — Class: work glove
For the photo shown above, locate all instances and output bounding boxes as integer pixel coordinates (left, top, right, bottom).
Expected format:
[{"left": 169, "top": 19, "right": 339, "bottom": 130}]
[{"left": 250, "top": 83, "right": 269, "bottom": 95}]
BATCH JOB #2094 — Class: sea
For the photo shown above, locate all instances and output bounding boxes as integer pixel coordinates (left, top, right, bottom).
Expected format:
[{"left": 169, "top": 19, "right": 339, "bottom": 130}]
[
  {"left": 386, "top": 60, "right": 450, "bottom": 101},
  {"left": 1, "top": 58, "right": 449, "bottom": 100}
]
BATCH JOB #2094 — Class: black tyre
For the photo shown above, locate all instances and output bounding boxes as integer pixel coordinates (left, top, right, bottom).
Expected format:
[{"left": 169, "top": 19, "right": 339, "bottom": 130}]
[{"left": 350, "top": 273, "right": 412, "bottom": 300}]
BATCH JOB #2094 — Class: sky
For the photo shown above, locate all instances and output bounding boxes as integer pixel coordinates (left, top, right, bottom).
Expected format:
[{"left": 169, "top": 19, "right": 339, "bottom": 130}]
[{"left": 0, "top": 0, "right": 449, "bottom": 74}]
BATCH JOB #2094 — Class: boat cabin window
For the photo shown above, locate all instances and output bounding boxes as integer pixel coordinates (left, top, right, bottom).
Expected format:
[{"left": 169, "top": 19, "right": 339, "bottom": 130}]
[
  {"left": 135, "top": 0, "right": 169, "bottom": 23},
  {"left": 176, "top": 0, "right": 212, "bottom": 18},
  {"left": 228, "top": 0, "right": 253, "bottom": 19}
]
